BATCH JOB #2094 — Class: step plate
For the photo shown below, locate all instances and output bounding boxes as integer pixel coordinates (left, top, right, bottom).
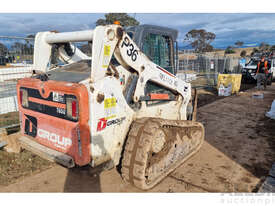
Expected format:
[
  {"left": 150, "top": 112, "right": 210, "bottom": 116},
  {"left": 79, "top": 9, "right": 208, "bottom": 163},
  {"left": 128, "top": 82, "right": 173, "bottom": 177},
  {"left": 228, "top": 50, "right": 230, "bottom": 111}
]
[{"left": 19, "top": 135, "right": 75, "bottom": 168}]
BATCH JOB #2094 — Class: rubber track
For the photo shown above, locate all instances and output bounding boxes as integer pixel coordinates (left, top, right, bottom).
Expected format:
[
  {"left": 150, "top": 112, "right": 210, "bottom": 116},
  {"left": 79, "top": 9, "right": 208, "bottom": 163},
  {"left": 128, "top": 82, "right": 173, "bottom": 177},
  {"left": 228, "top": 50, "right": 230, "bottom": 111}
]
[{"left": 121, "top": 117, "right": 204, "bottom": 190}]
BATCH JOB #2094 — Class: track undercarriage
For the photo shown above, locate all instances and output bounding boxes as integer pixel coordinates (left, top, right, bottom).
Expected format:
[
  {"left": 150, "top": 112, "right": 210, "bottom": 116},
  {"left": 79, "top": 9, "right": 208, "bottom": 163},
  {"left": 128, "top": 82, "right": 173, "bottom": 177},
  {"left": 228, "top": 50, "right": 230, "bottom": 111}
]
[{"left": 121, "top": 118, "right": 204, "bottom": 190}]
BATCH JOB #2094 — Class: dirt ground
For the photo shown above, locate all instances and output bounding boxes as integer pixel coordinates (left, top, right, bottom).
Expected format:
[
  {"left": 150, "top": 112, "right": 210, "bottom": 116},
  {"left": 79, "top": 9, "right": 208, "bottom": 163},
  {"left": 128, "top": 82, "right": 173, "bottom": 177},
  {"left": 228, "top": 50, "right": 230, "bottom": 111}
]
[
  {"left": 0, "top": 112, "right": 19, "bottom": 128},
  {"left": 0, "top": 84, "right": 274, "bottom": 192},
  {"left": 0, "top": 126, "right": 53, "bottom": 187},
  {"left": 0, "top": 150, "right": 54, "bottom": 186}
]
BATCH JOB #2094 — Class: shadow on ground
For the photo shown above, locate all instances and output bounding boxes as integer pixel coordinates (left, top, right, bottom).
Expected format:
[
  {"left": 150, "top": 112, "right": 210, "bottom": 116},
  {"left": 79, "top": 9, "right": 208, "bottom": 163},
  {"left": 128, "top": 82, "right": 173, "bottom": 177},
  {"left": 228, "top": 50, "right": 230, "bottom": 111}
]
[
  {"left": 63, "top": 134, "right": 116, "bottom": 192},
  {"left": 63, "top": 165, "right": 102, "bottom": 192}
]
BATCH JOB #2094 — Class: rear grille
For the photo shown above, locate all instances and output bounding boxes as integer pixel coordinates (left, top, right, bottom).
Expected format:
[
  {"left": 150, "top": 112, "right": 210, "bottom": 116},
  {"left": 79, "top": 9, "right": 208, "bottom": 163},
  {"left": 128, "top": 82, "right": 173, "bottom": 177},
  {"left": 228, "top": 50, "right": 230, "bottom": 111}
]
[{"left": 20, "top": 87, "right": 78, "bottom": 122}]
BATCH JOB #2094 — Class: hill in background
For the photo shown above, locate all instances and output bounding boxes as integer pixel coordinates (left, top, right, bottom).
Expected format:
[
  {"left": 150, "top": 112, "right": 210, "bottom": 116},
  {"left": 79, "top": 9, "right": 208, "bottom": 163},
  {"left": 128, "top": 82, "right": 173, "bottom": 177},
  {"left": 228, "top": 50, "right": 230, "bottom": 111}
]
[{"left": 206, "top": 47, "right": 258, "bottom": 58}]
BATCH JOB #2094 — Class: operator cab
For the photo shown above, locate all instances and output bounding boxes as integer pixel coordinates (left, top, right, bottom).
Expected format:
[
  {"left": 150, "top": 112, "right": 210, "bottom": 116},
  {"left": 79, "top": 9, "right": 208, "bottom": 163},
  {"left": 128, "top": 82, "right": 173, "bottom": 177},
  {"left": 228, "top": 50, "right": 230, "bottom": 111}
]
[
  {"left": 126, "top": 24, "right": 179, "bottom": 75},
  {"left": 124, "top": 25, "right": 180, "bottom": 105}
]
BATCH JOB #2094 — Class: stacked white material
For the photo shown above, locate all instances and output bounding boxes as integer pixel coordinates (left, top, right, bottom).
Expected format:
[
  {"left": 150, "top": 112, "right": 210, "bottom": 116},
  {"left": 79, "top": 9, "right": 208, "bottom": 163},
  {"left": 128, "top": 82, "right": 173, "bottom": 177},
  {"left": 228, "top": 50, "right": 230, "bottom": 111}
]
[
  {"left": 0, "top": 96, "right": 18, "bottom": 115},
  {"left": 266, "top": 100, "right": 275, "bottom": 119},
  {"left": 9, "top": 63, "right": 32, "bottom": 67},
  {"left": 0, "top": 81, "right": 18, "bottom": 115},
  {"left": 0, "top": 66, "right": 32, "bottom": 82},
  {"left": 218, "top": 83, "right": 232, "bottom": 96}
]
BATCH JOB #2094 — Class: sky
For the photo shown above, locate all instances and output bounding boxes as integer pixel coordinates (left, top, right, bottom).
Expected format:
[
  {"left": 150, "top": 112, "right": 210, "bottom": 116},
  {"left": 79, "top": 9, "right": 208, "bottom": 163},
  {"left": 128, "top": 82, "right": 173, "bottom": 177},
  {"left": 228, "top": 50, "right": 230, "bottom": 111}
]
[{"left": 1, "top": 13, "right": 275, "bottom": 49}]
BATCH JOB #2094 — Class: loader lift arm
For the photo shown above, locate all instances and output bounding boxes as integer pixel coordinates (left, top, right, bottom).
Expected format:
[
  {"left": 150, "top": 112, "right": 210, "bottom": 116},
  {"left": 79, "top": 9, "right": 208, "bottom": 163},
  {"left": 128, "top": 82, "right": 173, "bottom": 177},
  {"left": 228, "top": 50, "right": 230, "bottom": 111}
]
[
  {"left": 91, "top": 25, "right": 190, "bottom": 103},
  {"left": 34, "top": 25, "right": 191, "bottom": 106}
]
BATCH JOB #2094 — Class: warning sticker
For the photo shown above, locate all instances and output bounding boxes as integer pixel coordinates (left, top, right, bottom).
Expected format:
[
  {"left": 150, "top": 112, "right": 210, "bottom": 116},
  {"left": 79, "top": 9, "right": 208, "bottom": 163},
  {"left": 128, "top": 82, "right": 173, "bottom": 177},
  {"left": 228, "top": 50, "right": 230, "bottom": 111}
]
[
  {"left": 52, "top": 92, "right": 65, "bottom": 103},
  {"left": 104, "top": 45, "right": 110, "bottom": 56},
  {"left": 102, "top": 45, "right": 111, "bottom": 68},
  {"left": 104, "top": 97, "right": 116, "bottom": 109},
  {"left": 104, "top": 97, "right": 117, "bottom": 118}
]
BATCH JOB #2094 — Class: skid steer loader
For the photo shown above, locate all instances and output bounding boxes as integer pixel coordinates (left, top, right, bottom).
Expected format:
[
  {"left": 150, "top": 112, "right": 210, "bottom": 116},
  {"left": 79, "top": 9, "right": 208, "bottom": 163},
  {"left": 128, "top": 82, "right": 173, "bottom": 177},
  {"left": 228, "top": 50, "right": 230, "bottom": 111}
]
[{"left": 17, "top": 23, "right": 204, "bottom": 190}]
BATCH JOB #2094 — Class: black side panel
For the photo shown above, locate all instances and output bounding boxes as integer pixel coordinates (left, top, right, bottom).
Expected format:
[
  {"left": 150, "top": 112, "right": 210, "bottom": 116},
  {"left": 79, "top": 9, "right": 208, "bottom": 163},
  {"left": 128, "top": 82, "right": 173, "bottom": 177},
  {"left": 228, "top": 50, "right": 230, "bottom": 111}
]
[{"left": 21, "top": 87, "right": 78, "bottom": 122}]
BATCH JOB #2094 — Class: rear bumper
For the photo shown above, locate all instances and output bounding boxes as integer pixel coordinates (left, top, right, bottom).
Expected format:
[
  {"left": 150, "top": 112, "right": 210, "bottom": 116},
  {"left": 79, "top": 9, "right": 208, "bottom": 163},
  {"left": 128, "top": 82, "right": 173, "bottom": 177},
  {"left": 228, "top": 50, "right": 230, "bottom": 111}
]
[{"left": 19, "top": 135, "right": 75, "bottom": 168}]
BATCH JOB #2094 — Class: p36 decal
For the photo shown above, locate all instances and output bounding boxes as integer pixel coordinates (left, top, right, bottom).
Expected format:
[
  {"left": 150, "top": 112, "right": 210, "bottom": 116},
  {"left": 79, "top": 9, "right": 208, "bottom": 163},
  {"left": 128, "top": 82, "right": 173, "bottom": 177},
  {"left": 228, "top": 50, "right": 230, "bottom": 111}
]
[{"left": 121, "top": 36, "right": 138, "bottom": 62}]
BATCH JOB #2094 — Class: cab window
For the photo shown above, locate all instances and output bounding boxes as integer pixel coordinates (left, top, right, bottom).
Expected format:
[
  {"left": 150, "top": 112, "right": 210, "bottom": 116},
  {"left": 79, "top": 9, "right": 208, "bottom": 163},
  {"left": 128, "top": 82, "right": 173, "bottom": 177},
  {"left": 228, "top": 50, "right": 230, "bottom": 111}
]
[
  {"left": 142, "top": 33, "right": 174, "bottom": 74},
  {"left": 142, "top": 33, "right": 175, "bottom": 95},
  {"left": 145, "top": 80, "right": 176, "bottom": 106}
]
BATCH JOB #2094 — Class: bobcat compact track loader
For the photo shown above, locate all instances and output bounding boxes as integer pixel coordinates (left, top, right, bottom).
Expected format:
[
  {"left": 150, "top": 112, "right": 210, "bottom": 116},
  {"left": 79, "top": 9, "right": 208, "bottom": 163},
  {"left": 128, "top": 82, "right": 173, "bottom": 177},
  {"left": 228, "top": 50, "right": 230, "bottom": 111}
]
[{"left": 17, "top": 23, "right": 204, "bottom": 190}]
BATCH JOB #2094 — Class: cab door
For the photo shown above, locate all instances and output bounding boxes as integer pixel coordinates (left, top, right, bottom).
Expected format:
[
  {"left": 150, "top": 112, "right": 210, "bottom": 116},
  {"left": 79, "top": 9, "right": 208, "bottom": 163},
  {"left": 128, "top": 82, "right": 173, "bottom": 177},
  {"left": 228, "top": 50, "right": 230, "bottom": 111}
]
[
  {"left": 137, "top": 32, "right": 180, "bottom": 120},
  {"left": 142, "top": 33, "right": 175, "bottom": 74}
]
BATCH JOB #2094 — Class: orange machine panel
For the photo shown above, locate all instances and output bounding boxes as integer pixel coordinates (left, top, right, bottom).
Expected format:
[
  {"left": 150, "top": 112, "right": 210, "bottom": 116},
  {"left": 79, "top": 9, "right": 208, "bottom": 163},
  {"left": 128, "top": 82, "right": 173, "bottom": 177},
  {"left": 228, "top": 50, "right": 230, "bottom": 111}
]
[{"left": 17, "top": 78, "right": 91, "bottom": 166}]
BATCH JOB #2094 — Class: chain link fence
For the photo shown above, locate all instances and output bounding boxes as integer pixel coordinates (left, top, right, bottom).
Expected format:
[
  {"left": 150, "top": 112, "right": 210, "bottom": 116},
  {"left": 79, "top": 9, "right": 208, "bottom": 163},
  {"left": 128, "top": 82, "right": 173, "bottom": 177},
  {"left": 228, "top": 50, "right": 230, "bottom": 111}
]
[
  {"left": 0, "top": 36, "right": 243, "bottom": 127},
  {"left": 177, "top": 50, "right": 242, "bottom": 88},
  {"left": 0, "top": 36, "right": 34, "bottom": 127}
]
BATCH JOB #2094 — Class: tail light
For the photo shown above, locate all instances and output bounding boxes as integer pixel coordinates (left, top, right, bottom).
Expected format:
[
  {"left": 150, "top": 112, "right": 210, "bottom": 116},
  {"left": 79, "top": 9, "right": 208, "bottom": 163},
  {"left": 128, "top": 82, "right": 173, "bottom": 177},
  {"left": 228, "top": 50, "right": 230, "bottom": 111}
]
[
  {"left": 19, "top": 88, "right": 29, "bottom": 107},
  {"left": 66, "top": 98, "right": 78, "bottom": 120}
]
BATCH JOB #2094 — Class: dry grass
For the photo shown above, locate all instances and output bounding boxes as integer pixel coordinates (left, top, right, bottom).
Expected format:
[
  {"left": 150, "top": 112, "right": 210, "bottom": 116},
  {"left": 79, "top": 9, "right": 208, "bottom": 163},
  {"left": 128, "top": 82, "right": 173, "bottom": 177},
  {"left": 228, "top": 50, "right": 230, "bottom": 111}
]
[
  {"left": 205, "top": 47, "right": 258, "bottom": 58},
  {"left": 0, "top": 112, "right": 19, "bottom": 128},
  {"left": 178, "top": 47, "right": 258, "bottom": 59}
]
